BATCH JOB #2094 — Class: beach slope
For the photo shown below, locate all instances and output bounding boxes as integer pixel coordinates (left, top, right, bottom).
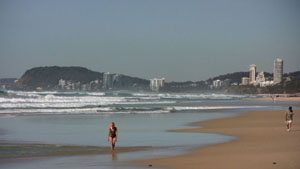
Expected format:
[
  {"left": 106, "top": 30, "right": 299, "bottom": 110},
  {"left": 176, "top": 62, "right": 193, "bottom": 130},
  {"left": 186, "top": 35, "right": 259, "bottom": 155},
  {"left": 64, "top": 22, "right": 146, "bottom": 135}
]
[{"left": 135, "top": 109, "right": 300, "bottom": 169}]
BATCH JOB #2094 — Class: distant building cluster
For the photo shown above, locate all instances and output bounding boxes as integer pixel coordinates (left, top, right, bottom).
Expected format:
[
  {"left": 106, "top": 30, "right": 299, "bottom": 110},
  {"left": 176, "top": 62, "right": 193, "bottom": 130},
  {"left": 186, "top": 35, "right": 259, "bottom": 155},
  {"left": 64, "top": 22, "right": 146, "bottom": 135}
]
[
  {"left": 241, "top": 58, "right": 283, "bottom": 87},
  {"left": 150, "top": 78, "right": 165, "bottom": 92},
  {"left": 209, "top": 58, "right": 285, "bottom": 89},
  {"left": 57, "top": 72, "right": 127, "bottom": 91},
  {"left": 4, "top": 58, "right": 292, "bottom": 92},
  {"left": 211, "top": 79, "right": 231, "bottom": 89},
  {"left": 102, "top": 72, "right": 124, "bottom": 90},
  {"left": 0, "top": 78, "right": 17, "bottom": 90},
  {"left": 58, "top": 79, "right": 101, "bottom": 91}
]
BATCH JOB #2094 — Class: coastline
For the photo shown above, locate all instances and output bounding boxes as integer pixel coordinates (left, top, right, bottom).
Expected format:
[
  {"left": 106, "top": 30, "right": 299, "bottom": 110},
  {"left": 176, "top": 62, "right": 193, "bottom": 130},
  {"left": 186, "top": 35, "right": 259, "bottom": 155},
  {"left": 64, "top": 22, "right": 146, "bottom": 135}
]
[
  {"left": 245, "top": 97, "right": 300, "bottom": 102},
  {"left": 133, "top": 109, "right": 300, "bottom": 169}
]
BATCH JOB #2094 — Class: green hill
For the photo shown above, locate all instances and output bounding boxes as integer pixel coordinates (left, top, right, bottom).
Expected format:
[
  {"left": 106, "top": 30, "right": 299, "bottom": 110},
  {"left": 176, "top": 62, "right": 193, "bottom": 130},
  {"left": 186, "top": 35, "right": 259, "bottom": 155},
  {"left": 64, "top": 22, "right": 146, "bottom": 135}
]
[
  {"left": 14, "top": 66, "right": 103, "bottom": 90},
  {"left": 14, "top": 66, "right": 149, "bottom": 90}
]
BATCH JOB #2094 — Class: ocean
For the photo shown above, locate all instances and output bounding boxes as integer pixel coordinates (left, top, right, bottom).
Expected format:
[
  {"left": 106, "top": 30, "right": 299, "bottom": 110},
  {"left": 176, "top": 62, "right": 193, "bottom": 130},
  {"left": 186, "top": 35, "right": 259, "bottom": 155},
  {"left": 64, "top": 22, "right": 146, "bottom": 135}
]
[{"left": 0, "top": 90, "right": 295, "bottom": 169}]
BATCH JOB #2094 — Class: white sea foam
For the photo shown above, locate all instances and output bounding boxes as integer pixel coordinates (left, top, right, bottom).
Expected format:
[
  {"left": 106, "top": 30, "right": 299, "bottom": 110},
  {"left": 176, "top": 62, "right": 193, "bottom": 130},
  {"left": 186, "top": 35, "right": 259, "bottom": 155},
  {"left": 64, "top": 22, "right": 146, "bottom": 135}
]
[
  {"left": 0, "top": 107, "right": 170, "bottom": 115},
  {"left": 132, "top": 92, "right": 247, "bottom": 100},
  {"left": 0, "top": 91, "right": 256, "bottom": 115},
  {"left": 0, "top": 97, "right": 175, "bottom": 109},
  {"left": 117, "top": 101, "right": 176, "bottom": 105},
  {"left": 87, "top": 92, "right": 105, "bottom": 96},
  {"left": 0, "top": 105, "right": 266, "bottom": 115},
  {"left": 168, "top": 105, "right": 266, "bottom": 111}
]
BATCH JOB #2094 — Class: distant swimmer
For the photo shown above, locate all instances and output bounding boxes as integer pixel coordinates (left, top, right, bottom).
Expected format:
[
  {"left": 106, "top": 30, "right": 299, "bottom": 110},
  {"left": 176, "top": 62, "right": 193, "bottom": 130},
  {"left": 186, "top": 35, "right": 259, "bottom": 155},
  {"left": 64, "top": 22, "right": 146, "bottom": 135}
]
[
  {"left": 108, "top": 122, "right": 118, "bottom": 150},
  {"left": 285, "top": 106, "right": 294, "bottom": 132}
]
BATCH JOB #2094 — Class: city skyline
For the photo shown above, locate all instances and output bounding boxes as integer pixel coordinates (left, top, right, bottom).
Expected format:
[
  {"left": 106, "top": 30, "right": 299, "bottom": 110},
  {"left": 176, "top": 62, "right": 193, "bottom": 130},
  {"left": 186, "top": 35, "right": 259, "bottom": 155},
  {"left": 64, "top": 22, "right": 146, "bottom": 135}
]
[
  {"left": 245, "top": 58, "right": 284, "bottom": 87},
  {"left": 1, "top": 0, "right": 300, "bottom": 81},
  {"left": 0, "top": 57, "right": 298, "bottom": 83}
]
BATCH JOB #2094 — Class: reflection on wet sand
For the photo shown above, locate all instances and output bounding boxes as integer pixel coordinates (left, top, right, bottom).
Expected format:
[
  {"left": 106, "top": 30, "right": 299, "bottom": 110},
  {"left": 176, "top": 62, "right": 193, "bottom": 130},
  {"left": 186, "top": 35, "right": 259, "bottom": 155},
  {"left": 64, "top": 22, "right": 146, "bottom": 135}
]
[
  {"left": 111, "top": 151, "right": 118, "bottom": 161},
  {"left": 0, "top": 143, "right": 151, "bottom": 159}
]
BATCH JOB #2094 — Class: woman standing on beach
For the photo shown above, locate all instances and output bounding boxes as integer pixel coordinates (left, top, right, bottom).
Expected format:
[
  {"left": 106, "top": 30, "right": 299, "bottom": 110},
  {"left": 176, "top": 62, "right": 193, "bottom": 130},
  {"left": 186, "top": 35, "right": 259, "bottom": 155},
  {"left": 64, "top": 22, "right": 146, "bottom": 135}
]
[
  {"left": 285, "top": 106, "right": 294, "bottom": 132},
  {"left": 108, "top": 122, "right": 118, "bottom": 150}
]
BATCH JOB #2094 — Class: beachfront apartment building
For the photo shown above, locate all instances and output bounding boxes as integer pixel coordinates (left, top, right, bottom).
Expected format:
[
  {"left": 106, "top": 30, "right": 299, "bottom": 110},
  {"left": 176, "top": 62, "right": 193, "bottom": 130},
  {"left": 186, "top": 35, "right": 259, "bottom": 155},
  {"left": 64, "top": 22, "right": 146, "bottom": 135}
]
[
  {"left": 241, "top": 77, "right": 250, "bottom": 85},
  {"left": 150, "top": 78, "right": 165, "bottom": 92},
  {"left": 273, "top": 58, "right": 283, "bottom": 84},
  {"left": 256, "top": 72, "right": 265, "bottom": 83},
  {"left": 212, "top": 79, "right": 223, "bottom": 88},
  {"left": 259, "top": 81, "right": 274, "bottom": 87},
  {"left": 102, "top": 72, "right": 114, "bottom": 89},
  {"left": 249, "top": 64, "right": 256, "bottom": 84},
  {"left": 58, "top": 79, "right": 66, "bottom": 89},
  {"left": 256, "top": 72, "right": 274, "bottom": 87}
]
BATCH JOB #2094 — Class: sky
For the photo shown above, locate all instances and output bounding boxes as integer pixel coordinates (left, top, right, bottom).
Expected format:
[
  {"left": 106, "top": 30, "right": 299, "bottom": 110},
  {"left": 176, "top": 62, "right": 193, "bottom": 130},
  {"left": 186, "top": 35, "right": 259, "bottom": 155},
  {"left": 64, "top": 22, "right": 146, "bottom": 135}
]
[{"left": 0, "top": 0, "right": 299, "bottom": 82}]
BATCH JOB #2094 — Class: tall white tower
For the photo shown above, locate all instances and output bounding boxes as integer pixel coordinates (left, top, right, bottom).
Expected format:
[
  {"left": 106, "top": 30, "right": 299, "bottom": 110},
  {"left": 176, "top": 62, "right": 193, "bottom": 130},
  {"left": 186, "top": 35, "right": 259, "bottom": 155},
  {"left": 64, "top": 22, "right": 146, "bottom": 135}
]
[
  {"left": 249, "top": 64, "right": 256, "bottom": 84},
  {"left": 103, "top": 72, "right": 113, "bottom": 89}
]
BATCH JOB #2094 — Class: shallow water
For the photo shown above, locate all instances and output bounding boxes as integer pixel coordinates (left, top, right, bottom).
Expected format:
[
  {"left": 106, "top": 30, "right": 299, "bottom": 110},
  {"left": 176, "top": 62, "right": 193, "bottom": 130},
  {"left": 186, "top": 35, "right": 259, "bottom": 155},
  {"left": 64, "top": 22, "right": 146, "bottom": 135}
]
[
  {"left": 0, "top": 112, "right": 237, "bottom": 169},
  {"left": 0, "top": 112, "right": 237, "bottom": 146}
]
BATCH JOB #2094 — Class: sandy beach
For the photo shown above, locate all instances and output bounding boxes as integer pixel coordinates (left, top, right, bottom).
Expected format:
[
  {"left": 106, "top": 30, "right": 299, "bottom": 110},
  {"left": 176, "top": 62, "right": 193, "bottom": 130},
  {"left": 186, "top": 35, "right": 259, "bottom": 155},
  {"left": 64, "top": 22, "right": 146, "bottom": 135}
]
[{"left": 134, "top": 109, "right": 300, "bottom": 169}]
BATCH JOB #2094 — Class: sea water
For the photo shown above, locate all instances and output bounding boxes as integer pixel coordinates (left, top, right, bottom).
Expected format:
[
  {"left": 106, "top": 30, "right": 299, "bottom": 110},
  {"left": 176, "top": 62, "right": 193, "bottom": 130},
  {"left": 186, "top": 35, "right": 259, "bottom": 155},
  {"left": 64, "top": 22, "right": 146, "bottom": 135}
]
[{"left": 0, "top": 91, "right": 295, "bottom": 169}]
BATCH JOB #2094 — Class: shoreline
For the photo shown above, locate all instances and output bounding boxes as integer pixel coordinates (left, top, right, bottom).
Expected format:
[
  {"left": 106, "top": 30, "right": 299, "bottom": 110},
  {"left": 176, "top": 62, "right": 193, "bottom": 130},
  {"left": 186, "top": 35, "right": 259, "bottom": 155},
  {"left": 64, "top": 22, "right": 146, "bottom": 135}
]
[
  {"left": 245, "top": 96, "right": 300, "bottom": 102},
  {"left": 0, "top": 143, "right": 151, "bottom": 161},
  {"left": 133, "top": 109, "right": 300, "bottom": 169}
]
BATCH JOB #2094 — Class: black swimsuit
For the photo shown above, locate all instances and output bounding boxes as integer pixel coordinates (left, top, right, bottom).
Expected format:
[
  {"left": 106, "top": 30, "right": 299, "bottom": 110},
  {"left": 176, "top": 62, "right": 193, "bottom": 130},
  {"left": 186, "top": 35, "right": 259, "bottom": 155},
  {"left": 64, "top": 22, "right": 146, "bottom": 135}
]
[{"left": 109, "top": 127, "right": 117, "bottom": 138}]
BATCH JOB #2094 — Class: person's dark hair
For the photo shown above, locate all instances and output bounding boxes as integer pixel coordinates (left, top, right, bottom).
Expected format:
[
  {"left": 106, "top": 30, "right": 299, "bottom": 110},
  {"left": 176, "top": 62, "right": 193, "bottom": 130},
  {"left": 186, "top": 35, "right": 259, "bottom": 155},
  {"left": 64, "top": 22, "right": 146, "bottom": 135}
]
[{"left": 289, "top": 106, "right": 293, "bottom": 112}]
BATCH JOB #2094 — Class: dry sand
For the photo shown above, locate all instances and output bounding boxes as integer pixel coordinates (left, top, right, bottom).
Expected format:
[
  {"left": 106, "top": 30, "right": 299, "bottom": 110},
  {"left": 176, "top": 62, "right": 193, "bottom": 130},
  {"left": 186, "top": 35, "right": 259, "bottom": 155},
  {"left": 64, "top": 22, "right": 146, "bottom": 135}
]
[{"left": 134, "top": 109, "right": 300, "bottom": 169}]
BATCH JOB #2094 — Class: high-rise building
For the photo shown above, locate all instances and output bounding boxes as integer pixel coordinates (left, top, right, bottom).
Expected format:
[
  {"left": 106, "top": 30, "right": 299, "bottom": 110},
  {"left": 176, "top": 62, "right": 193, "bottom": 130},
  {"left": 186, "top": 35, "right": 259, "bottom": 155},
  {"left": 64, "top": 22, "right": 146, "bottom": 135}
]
[
  {"left": 212, "top": 79, "right": 223, "bottom": 88},
  {"left": 249, "top": 64, "right": 256, "bottom": 84},
  {"left": 241, "top": 77, "right": 250, "bottom": 85},
  {"left": 150, "top": 78, "right": 165, "bottom": 92},
  {"left": 273, "top": 58, "right": 283, "bottom": 84},
  {"left": 102, "top": 72, "right": 113, "bottom": 89},
  {"left": 58, "top": 79, "right": 66, "bottom": 89},
  {"left": 256, "top": 72, "right": 265, "bottom": 83}
]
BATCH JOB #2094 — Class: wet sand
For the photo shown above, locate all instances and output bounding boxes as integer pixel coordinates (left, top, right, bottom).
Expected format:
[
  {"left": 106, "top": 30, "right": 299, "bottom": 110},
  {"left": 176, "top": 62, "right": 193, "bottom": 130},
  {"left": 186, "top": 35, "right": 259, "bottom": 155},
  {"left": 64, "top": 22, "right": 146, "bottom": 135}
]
[
  {"left": 0, "top": 143, "right": 151, "bottom": 160},
  {"left": 246, "top": 97, "right": 300, "bottom": 102},
  {"left": 134, "top": 109, "right": 300, "bottom": 169}
]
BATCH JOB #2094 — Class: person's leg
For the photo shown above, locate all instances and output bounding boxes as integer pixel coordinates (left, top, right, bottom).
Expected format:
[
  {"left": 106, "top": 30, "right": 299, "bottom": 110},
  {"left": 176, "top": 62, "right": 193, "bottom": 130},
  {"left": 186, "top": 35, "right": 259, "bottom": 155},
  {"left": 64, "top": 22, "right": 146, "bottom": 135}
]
[
  {"left": 286, "top": 120, "right": 290, "bottom": 131},
  {"left": 109, "top": 137, "right": 113, "bottom": 150},
  {"left": 112, "top": 137, "right": 117, "bottom": 149},
  {"left": 288, "top": 121, "right": 292, "bottom": 131},
  {"left": 287, "top": 121, "right": 291, "bottom": 131}
]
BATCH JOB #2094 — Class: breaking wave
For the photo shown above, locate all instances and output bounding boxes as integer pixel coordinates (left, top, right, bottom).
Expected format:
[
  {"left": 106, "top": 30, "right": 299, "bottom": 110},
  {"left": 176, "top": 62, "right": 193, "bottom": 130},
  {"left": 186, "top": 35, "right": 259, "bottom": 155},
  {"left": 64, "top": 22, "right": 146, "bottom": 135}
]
[{"left": 0, "top": 90, "right": 257, "bottom": 115}]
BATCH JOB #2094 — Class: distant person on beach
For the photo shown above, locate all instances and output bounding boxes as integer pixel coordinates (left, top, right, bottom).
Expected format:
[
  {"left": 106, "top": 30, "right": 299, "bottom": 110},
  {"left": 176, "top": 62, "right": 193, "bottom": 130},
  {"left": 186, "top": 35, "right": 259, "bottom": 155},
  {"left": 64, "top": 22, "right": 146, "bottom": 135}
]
[
  {"left": 285, "top": 106, "right": 294, "bottom": 132},
  {"left": 108, "top": 122, "right": 118, "bottom": 150},
  {"left": 271, "top": 95, "right": 275, "bottom": 101}
]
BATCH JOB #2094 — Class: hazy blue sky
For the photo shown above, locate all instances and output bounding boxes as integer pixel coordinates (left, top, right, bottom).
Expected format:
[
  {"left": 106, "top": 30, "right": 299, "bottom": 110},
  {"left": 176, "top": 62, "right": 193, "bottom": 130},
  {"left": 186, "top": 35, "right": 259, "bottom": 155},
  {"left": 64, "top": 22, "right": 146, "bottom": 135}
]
[{"left": 1, "top": 0, "right": 299, "bottom": 81}]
